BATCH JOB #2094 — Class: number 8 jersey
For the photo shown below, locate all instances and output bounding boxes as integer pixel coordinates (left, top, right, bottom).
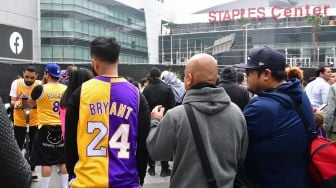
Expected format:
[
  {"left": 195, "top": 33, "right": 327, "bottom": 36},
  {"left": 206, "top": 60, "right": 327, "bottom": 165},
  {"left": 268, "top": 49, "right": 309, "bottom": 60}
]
[
  {"left": 36, "top": 83, "right": 66, "bottom": 126},
  {"left": 70, "top": 76, "right": 139, "bottom": 188}
]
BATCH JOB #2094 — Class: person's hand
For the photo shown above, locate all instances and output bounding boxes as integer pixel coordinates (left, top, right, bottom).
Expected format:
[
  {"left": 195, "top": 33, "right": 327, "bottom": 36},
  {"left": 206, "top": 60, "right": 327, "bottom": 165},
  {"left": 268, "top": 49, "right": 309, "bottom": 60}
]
[
  {"left": 151, "top": 105, "right": 165, "bottom": 120},
  {"left": 14, "top": 100, "right": 22, "bottom": 109},
  {"left": 25, "top": 99, "right": 36, "bottom": 108}
]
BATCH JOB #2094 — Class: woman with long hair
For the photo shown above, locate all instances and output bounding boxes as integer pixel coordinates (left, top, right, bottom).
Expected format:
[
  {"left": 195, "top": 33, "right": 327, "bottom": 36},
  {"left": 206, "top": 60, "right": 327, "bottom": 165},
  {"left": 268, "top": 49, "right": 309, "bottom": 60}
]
[{"left": 60, "top": 68, "right": 93, "bottom": 138}]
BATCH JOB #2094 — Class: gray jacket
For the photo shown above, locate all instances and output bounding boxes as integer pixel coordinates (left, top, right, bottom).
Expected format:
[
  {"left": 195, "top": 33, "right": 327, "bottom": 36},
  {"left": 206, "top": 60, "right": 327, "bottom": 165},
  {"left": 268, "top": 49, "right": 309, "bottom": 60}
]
[
  {"left": 323, "top": 85, "right": 336, "bottom": 133},
  {"left": 146, "top": 87, "right": 248, "bottom": 188}
]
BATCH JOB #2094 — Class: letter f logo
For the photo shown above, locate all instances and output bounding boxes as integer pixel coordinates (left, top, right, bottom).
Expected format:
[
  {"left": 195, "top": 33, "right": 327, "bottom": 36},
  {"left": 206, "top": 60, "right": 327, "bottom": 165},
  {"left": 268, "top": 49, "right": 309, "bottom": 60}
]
[{"left": 9, "top": 32, "right": 23, "bottom": 55}]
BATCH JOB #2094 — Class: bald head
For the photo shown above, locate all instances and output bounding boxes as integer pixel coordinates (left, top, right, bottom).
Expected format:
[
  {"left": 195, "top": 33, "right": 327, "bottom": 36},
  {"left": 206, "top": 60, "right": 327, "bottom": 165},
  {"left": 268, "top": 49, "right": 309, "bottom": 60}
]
[{"left": 184, "top": 53, "right": 218, "bottom": 90}]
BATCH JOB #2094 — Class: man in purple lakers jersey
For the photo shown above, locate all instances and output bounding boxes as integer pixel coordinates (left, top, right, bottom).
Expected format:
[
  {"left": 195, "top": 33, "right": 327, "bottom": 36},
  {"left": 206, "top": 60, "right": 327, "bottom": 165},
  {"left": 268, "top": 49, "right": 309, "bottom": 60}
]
[{"left": 65, "top": 37, "right": 150, "bottom": 188}]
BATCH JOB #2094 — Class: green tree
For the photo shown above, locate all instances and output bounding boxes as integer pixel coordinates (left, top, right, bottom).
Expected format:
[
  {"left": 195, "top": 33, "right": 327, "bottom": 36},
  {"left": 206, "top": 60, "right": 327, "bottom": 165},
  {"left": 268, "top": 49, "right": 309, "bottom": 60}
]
[
  {"left": 164, "top": 21, "right": 176, "bottom": 64},
  {"left": 307, "top": 15, "right": 323, "bottom": 65}
]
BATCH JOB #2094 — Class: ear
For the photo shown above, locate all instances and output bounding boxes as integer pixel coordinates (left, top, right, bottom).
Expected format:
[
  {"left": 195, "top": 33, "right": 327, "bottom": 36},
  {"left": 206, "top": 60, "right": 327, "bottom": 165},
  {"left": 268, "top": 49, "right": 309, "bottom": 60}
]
[
  {"left": 91, "top": 58, "right": 99, "bottom": 70},
  {"left": 186, "top": 73, "right": 193, "bottom": 87},
  {"left": 263, "top": 69, "right": 272, "bottom": 81}
]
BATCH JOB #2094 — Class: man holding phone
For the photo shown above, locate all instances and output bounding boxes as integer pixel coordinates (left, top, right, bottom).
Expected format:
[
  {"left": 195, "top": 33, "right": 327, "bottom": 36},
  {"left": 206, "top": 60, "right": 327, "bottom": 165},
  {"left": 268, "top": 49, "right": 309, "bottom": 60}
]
[{"left": 9, "top": 65, "right": 41, "bottom": 181}]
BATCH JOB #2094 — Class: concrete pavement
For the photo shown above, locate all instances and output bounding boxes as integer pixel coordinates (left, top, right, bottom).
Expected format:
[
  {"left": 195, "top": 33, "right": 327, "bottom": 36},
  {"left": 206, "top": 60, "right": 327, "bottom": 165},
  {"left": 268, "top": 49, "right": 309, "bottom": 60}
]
[{"left": 30, "top": 163, "right": 170, "bottom": 188}]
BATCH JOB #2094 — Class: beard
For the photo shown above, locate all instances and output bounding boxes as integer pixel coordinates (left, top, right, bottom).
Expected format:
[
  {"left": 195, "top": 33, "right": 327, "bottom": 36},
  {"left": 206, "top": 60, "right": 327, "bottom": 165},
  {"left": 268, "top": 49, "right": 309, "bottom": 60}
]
[{"left": 24, "top": 80, "right": 34, "bottom": 86}]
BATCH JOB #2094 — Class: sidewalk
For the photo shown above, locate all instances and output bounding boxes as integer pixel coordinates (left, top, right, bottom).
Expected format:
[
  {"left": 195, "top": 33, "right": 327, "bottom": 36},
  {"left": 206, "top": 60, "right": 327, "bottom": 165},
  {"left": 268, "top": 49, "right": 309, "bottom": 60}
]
[{"left": 30, "top": 163, "right": 170, "bottom": 188}]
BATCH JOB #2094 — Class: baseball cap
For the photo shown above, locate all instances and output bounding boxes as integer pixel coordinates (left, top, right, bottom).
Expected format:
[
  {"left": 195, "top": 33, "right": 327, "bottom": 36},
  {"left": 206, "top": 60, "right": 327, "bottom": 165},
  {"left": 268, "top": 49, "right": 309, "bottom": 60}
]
[
  {"left": 149, "top": 67, "right": 161, "bottom": 78},
  {"left": 45, "top": 63, "right": 62, "bottom": 78},
  {"left": 236, "top": 47, "right": 286, "bottom": 71}
]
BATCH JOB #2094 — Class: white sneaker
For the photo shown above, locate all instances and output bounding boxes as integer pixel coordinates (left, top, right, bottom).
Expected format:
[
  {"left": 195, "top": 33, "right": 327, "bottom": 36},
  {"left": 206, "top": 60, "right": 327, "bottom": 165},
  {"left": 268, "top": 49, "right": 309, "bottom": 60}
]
[{"left": 31, "top": 171, "right": 38, "bottom": 182}]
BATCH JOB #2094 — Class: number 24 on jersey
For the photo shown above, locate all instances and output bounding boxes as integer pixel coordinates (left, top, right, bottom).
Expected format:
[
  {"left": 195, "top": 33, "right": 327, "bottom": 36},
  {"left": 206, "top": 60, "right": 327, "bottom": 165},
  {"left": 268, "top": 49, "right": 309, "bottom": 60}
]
[{"left": 87, "top": 122, "right": 130, "bottom": 159}]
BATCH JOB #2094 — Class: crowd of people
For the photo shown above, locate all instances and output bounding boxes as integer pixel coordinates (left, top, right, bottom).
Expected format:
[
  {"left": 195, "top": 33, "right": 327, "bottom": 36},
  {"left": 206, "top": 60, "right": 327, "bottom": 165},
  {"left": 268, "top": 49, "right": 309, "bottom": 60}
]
[{"left": 1, "top": 37, "right": 336, "bottom": 188}]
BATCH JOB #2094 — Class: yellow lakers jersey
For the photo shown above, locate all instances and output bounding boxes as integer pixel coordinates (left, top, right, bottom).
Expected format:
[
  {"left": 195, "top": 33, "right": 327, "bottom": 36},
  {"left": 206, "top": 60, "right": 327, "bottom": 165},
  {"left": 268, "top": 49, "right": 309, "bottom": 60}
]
[
  {"left": 36, "top": 83, "right": 66, "bottom": 126},
  {"left": 71, "top": 76, "right": 140, "bottom": 188},
  {"left": 13, "top": 79, "right": 40, "bottom": 127}
]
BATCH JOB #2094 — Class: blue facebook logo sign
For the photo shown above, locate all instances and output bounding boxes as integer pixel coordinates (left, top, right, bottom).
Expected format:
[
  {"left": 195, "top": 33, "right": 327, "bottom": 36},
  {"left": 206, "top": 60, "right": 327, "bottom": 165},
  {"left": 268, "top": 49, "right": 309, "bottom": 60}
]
[{"left": 0, "top": 23, "right": 32, "bottom": 60}]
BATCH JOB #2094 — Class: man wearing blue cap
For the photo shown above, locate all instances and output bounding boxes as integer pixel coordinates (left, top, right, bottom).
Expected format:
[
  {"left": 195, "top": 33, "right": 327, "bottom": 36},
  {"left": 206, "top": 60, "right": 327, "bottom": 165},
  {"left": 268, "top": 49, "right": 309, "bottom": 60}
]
[
  {"left": 236, "top": 47, "right": 315, "bottom": 187},
  {"left": 30, "top": 63, "right": 68, "bottom": 188}
]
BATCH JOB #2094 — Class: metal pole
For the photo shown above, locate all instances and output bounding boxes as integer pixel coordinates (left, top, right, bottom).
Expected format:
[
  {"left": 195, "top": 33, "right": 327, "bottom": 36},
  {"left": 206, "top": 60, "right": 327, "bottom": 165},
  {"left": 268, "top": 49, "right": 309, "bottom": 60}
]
[
  {"left": 179, "top": 38, "right": 181, "bottom": 63},
  {"left": 186, "top": 39, "right": 189, "bottom": 59},
  {"left": 243, "top": 23, "right": 250, "bottom": 64},
  {"left": 194, "top": 41, "right": 197, "bottom": 54},
  {"left": 161, "top": 35, "right": 164, "bottom": 64},
  {"left": 170, "top": 34, "right": 173, "bottom": 64},
  {"left": 317, "top": 47, "right": 320, "bottom": 67},
  {"left": 245, "top": 26, "right": 247, "bottom": 64},
  {"left": 333, "top": 47, "right": 335, "bottom": 67}
]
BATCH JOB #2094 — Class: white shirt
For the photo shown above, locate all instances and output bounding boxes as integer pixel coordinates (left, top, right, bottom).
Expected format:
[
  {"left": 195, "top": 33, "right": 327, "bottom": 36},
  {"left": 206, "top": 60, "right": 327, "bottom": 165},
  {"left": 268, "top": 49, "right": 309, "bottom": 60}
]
[
  {"left": 9, "top": 79, "right": 42, "bottom": 97},
  {"left": 305, "top": 77, "right": 330, "bottom": 108}
]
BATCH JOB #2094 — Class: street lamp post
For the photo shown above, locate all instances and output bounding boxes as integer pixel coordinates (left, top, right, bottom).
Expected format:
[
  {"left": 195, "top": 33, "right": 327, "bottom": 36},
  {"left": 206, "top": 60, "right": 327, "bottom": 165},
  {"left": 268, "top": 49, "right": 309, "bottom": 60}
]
[
  {"left": 170, "top": 34, "right": 173, "bottom": 64},
  {"left": 332, "top": 47, "right": 335, "bottom": 67},
  {"left": 317, "top": 47, "right": 320, "bottom": 67},
  {"left": 243, "top": 23, "right": 251, "bottom": 64},
  {"left": 161, "top": 34, "right": 164, "bottom": 64}
]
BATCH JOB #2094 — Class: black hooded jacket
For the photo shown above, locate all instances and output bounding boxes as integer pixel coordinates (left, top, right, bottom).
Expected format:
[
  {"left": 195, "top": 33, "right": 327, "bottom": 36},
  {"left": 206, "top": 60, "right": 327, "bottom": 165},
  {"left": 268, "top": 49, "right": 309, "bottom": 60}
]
[{"left": 218, "top": 67, "right": 250, "bottom": 111}]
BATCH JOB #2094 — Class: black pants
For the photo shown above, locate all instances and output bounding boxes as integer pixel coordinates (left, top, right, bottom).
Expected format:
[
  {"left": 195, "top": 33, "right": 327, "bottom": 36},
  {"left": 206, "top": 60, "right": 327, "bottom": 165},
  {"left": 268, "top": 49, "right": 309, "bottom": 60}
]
[
  {"left": 14, "top": 126, "right": 38, "bottom": 171},
  {"left": 148, "top": 157, "right": 169, "bottom": 169}
]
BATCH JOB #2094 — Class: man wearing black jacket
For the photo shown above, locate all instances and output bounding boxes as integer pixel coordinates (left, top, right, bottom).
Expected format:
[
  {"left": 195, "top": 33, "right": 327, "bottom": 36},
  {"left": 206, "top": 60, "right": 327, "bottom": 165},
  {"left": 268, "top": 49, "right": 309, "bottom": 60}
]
[
  {"left": 143, "top": 67, "right": 176, "bottom": 177},
  {"left": 218, "top": 67, "right": 250, "bottom": 111}
]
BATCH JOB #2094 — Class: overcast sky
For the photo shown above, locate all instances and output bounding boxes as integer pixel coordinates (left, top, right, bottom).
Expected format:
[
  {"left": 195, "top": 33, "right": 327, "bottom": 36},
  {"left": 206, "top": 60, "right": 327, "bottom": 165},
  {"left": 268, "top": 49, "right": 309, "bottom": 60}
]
[{"left": 165, "top": 0, "right": 234, "bottom": 14}]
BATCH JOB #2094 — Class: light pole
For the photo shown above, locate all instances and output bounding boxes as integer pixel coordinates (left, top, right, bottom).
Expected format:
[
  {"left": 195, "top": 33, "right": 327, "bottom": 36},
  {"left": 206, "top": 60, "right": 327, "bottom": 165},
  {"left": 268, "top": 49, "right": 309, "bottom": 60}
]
[
  {"left": 161, "top": 34, "right": 164, "bottom": 64},
  {"left": 243, "top": 23, "right": 251, "bottom": 64},
  {"left": 170, "top": 34, "right": 173, "bottom": 64},
  {"left": 332, "top": 47, "right": 335, "bottom": 67},
  {"left": 317, "top": 47, "right": 320, "bottom": 67},
  {"left": 300, "top": 48, "right": 303, "bottom": 59}
]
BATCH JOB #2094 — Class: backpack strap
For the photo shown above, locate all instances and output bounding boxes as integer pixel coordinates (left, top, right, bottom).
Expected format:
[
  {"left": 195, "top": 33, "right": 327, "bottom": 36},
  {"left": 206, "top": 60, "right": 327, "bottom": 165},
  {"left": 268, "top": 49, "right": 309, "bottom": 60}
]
[{"left": 184, "top": 104, "right": 218, "bottom": 188}]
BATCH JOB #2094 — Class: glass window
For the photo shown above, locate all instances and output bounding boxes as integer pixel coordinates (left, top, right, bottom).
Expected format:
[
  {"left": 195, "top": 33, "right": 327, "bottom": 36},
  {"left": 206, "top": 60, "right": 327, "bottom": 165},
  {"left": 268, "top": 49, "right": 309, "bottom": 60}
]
[
  {"left": 63, "top": 19, "right": 74, "bottom": 31},
  {"left": 74, "top": 0, "right": 82, "bottom": 5},
  {"left": 75, "top": 47, "right": 83, "bottom": 60},
  {"left": 88, "top": 24, "right": 94, "bottom": 36},
  {"left": 63, "top": 0, "right": 73, "bottom": 4},
  {"left": 74, "top": 20, "right": 82, "bottom": 33},
  {"left": 95, "top": 25, "right": 99, "bottom": 36},
  {"left": 42, "top": 46, "right": 52, "bottom": 58},
  {"left": 83, "top": 48, "right": 90, "bottom": 60},
  {"left": 53, "top": 19, "right": 63, "bottom": 31},
  {"left": 41, "top": 19, "right": 52, "bottom": 31},
  {"left": 99, "top": 27, "right": 105, "bottom": 36},
  {"left": 64, "top": 46, "right": 75, "bottom": 59},
  {"left": 83, "top": 22, "right": 89, "bottom": 34},
  {"left": 53, "top": 46, "right": 63, "bottom": 60},
  {"left": 83, "top": 0, "right": 88, "bottom": 8}
]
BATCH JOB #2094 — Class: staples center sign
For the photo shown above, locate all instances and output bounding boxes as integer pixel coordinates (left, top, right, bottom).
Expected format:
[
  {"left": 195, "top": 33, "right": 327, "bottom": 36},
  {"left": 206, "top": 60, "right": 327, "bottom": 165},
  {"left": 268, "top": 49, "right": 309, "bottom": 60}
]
[{"left": 208, "top": 4, "right": 331, "bottom": 23}]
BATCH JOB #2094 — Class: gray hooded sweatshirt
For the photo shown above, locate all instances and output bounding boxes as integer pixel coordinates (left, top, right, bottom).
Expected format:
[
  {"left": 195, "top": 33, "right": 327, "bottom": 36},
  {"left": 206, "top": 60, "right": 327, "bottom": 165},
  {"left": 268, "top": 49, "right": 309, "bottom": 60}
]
[{"left": 146, "top": 87, "right": 248, "bottom": 188}]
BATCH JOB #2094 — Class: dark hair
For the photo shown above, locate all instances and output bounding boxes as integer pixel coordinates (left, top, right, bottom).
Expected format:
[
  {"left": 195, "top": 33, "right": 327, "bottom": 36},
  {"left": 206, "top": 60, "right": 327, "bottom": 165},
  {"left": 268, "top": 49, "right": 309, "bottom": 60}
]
[
  {"left": 24, "top": 65, "right": 37, "bottom": 73},
  {"left": 126, "top": 77, "right": 139, "bottom": 89},
  {"left": 60, "top": 68, "right": 94, "bottom": 107},
  {"left": 90, "top": 37, "right": 121, "bottom": 64},
  {"left": 236, "top": 72, "right": 245, "bottom": 84},
  {"left": 66, "top": 65, "right": 78, "bottom": 77},
  {"left": 140, "top": 77, "right": 148, "bottom": 86},
  {"left": 315, "top": 66, "right": 329, "bottom": 77},
  {"left": 256, "top": 69, "right": 286, "bottom": 81}
]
